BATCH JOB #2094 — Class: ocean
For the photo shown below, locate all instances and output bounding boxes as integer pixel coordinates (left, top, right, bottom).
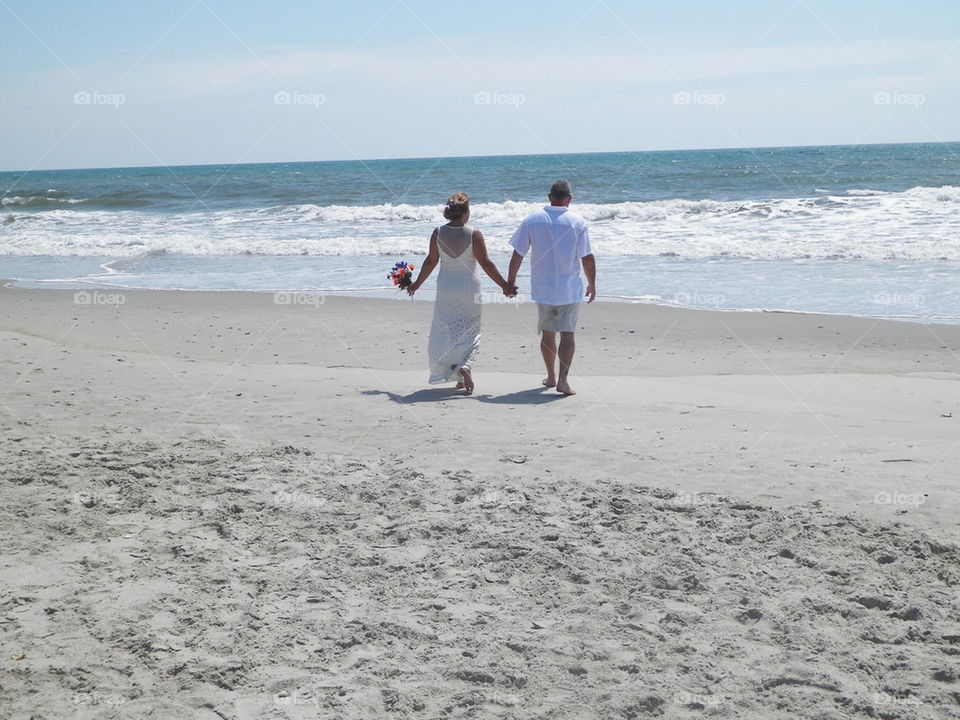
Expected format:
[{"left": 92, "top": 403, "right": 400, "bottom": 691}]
[{"left": 2, "top": 142, "right": 959, "bottom": 321}]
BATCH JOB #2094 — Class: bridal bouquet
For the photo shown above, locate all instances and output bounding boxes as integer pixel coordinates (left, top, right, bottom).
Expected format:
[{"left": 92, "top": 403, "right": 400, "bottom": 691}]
[{"left": 388, "top": 261, "right": 415, "bottom": 291}]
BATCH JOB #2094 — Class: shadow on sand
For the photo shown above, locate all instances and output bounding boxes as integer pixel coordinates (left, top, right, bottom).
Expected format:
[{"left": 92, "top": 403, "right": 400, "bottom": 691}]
[
  {"left": 363, "top": 386, "right": 567, "bottom": 405},
  {"left": 475, "top": 386, "right": 567, "bottom": 405},
  {"left": 361, "top": 388, "right": 466, "bottom": 404}
]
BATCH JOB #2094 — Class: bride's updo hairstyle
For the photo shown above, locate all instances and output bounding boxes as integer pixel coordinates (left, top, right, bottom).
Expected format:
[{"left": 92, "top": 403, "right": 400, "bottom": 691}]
[{"left": 443, "top": 192, "right": 469, "bottom": 220}]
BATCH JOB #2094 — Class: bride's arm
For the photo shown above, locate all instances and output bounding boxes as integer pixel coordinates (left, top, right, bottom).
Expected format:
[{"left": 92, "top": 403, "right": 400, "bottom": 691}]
[
  {"left": 408, "top": 229, "right": 439, "bottom": 295},
  {"left": 472, "top": 230, "right": 512, "bottom": 293}
]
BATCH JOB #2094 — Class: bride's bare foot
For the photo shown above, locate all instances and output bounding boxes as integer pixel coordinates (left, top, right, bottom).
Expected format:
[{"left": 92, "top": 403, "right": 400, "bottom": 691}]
[
  {"left": 542, "top": 377, "right": 556, "bottom": 388},
  {"left": 455, "top": 382, "right": 465, "bottom": 389},
  {"left": 556, "top": 380, "right": 576, "bottom": 396},
  {"left": 459, "top": 368, "right": 474, "bottom": 395}
]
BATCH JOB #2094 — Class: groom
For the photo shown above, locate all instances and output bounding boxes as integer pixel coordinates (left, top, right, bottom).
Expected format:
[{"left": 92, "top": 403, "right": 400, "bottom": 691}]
[{"left": 507, "top": 180, "right": 596, "bottom": 396}]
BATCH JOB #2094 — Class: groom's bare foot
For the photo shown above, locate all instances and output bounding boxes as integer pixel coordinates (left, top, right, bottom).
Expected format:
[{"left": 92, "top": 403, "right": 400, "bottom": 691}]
[
  {"left": 455, "top": 382, "right": 465, "bottom": 389},
  {"left": 556, "top": 380, "right": 576, "bottom": 396},
  {"left": 459, "top": 368, "right": 474, "bottom": 395},
  {"left": 542, "top": 377, "right": 556, "bottom": 388}
]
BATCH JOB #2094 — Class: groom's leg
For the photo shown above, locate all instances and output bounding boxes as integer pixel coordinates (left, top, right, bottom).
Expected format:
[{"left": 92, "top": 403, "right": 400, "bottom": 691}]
[
  {"left": 557, "top": 331, "right": 576, "bottom": 386},
  {"left": 551, "top": 302, "right": 580, "bottom": 395},
  {"left": 540, "top": 331, "right": 557, "bottom": 385}
]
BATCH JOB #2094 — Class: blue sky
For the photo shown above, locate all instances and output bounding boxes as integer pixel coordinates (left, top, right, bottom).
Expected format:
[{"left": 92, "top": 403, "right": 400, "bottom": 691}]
[{"left": 2, "top": 0, "right": 957, "bottom": 170}]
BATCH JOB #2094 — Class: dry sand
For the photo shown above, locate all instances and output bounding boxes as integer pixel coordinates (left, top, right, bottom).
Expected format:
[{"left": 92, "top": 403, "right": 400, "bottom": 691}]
[{"left": 1, "top": 285, "right": 958, "bottom": 719}]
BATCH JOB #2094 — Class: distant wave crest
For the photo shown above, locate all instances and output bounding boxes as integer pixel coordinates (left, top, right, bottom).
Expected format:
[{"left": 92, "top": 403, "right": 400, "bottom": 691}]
[{"left": 2, "top": 195, "right": 87, "bottom": 207}]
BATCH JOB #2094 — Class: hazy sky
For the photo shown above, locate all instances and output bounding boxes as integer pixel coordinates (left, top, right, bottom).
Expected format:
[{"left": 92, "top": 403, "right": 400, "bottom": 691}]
[{"left": 2, "top": 0, "right": 957, "bottom": 171}]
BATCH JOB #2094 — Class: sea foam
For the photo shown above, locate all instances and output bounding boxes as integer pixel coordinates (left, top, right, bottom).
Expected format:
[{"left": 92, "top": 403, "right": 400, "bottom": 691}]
[{"left": 2, "top": 186, "right": 959, "bottom": 261}]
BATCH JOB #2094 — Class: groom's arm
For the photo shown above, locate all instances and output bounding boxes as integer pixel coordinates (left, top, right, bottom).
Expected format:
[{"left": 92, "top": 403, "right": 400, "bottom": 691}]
[
  {"left": 507, "top": 251, "right": 524, "bottom": 291},
  {"left": 582, "top": 254, "right": 596, "bottom": 303}
]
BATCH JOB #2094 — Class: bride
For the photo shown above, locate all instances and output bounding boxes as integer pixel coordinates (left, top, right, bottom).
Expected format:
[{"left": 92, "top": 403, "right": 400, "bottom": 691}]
[{"left": 407, "top": 192, "right": 516, "bottom": 394}]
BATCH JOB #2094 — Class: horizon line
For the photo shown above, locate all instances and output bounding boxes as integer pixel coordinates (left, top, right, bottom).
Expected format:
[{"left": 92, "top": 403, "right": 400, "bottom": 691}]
[{"left": 2, "top": 138, "right": 958, "bottom": 175}]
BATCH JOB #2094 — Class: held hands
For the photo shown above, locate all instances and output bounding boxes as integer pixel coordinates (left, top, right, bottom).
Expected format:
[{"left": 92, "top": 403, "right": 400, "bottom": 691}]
[
  {"left": 585, "top": 283, "right": 596, "bottom": 303},
  {"left": 502, "top": 282, "right": 519, "bottom": 298}
]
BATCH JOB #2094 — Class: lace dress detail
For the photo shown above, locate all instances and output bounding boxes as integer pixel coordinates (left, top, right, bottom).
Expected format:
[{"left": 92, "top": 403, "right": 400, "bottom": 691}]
[{"left": 428, "top": 224, "right": 481, "bottom": 384}]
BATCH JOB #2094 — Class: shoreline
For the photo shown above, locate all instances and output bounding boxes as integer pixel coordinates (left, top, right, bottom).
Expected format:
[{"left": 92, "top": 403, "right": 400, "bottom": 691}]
[
  {"left": 4, "top": 279, "right": 959, "bottom": 329},
  {"left": 3, "top": 283, "right": 960, "bottom": 375}
]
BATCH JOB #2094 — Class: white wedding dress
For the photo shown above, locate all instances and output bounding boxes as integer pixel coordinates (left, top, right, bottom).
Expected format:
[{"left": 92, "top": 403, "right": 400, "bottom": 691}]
[{"left": 428, "top": 224, "right": 481, "bottom": 384}]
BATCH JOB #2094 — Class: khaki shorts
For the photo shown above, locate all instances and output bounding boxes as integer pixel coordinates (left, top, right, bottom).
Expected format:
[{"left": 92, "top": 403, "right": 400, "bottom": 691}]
[{"left": 537, "top": 302, "right": 580, "bottom": 333}]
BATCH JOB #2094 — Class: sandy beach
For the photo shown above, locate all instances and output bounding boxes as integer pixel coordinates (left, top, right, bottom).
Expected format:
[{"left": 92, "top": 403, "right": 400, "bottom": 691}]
[{"left": 2, "top": 284, "right": 958, "bottom": 719}]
